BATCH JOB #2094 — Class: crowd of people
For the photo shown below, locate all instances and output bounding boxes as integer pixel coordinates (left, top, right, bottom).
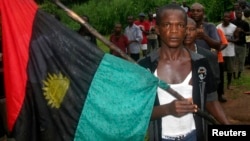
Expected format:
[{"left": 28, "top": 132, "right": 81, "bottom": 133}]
[
  {"left": 1, "top": 0, "right": 250, "bottom": 141},
  {"left": 107, "top": 0, "right": 250, "bottom": 104},
  {"left": 108, "top": 12, "right": 159, "bottom": 61},
  {"left": 106, "top": 0, "right": 250, "bottom": 141}
]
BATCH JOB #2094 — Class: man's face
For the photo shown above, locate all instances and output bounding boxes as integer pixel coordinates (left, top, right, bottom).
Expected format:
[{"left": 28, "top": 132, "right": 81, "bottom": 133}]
[
  {"left": 139, "top": 16, "right": 145, "bottom": 21},
  {"left": 190, "top": 5, "right": 204, "bottom": 22},
  {"left": 236, "top": 11, "right": 242, "bottom": 19},
  {"left": 114, "top": 24, "right": 122, "bottom": 33},
  {"left": 184, "top": 21, "right": 197, "bottom": 45},
  {"left": 234, "top": 4, "right": 240, "bottom": 10},
  {"left": 148, "top": 13, "right": 153, "bottom": 20},
  {"left": 240, "top": 1, "right": 247, "bottom": 8},
  {"left": 155, "top": 9, "right": 186, "bottom": 48},
  {"left": 223, "top": 13, "right": 231, "bottom": 25},
  {"left": 127, "top": 16, "right": 134, "bottom": 25}
]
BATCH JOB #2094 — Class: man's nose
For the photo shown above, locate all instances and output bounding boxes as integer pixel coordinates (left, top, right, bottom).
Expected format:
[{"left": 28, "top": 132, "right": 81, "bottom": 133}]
[{"left": 170, "top": 25, "right": 178, "bottom": 32}]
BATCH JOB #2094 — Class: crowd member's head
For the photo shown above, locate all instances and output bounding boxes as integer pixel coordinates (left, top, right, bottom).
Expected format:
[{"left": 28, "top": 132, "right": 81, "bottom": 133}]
[
  {"left": 184, "top": 17, "right": 197, "bottom": 48},
  {"left": 148, "top": 12, "right": 154, "bottom": 21},
  {"left": 182, "top": 1, "right": 187, "bottom": 7},
  {"left": 138, "top": 12, "right": 146, "bottom": 22},
  {"left": 233, "top": 2, "right": 240, "bottom": 11},
  {"left": 235, "top": 10, "right": 243, "bottom": 20},
  {"left": 78, "top": 15, "right": 91, "bottom": 34},
  {"left": 127, "top": 16, "right": 134, "bottom": 26},
  {"left": 239, "top": 0, "right": 249, "bottom": 10},
  {"left": 222, "top": 12, "right": 231, "bottom": 26},
  {"left": 171, "top": 0, "right": 177, "bottom": 5},
  {"left": 81, "top": 15, "right": 89, "bottom": 23},
  {"left": 113, "top": 23, "right": 122, "bottom": 35},
  {"left": 244, "top": 8, "right": 250, "bottom": 18},
  {"left": 190, "top": 2, "right": 205, "bottom": 23}
]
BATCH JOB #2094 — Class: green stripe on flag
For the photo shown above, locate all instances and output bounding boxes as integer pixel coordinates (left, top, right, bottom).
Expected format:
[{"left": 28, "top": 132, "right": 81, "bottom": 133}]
[{"left": 75, "top": 54, "right": 158, "bottom": 141}]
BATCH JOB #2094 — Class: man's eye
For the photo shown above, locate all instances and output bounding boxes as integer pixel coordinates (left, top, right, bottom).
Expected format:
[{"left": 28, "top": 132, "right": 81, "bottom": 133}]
[
  {"left": 187, "top": 28, "right": 196, "bottom": 31},
  {"left": 191, "top": 9, "right": 202, "bottom": 12},
  {"left": 162, "top": 23, "right": 170, "bottom": 28},
  {"left": 178, "top": 24, "right": 185, "bottom": 28}
]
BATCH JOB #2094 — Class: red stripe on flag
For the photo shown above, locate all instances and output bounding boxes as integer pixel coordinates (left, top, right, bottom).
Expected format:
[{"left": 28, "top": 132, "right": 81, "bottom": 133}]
[{"left": 0, "top": 0, "right": 38, "bottom": 131}]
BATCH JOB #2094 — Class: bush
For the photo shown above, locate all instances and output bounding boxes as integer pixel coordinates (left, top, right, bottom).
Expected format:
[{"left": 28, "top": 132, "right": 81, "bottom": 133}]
[
  {"left": 40, "top": 0, "right": 234, "bottom": 35},
  {"left": 41, "top": 0, "right": 173, "bottom": 35}
]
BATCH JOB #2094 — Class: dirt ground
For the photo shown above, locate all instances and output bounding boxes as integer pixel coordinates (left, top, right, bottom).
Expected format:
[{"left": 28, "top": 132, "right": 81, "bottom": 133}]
[{"left": 220, "top": 67, "right": 250, "bottom": 125}]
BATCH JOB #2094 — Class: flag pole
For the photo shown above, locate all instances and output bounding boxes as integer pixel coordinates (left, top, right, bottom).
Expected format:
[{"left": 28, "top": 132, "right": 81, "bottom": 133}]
[
  {"left": 53, "top": 0, "right": 220, "bottom": 125},
  {"left": 53, "top": 0, "right": 136, "bottom": 63}
]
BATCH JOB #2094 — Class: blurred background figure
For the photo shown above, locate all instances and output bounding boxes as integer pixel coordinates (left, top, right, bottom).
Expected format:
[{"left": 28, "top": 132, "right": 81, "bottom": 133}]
[
  {"left": 109, "top": 23, "right": 129, "bottom": 58},
  {"left": 146, "top": 12, "right": 158, "bottom": 54},
  {"left": 232, "top": 10, "right": 250, "bottom": 79},
  {"left": 78, "top": 15, "right": 97, "bottom": 45},
  {"left": 230, "top": 2, "right": 241, "bottom": 21},
  {"left": 124, "top": 16, "right": 143, "bottom": 61},
  {"left": 181, "top": 0, "right": 191, "bottom": 17},
  {"left": 134, "top": 12, "right": 150, "bottom": 57}
]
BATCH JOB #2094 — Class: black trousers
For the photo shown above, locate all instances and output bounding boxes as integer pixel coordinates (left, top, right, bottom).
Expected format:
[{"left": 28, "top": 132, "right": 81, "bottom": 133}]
[{"left": 217, "top": 62, "right": 224, "bottom": 97}]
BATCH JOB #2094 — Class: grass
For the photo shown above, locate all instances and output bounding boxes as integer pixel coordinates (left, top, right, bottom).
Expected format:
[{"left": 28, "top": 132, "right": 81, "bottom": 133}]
[
  {"left": 97, "top": 38, "right": 110, "bottom": 53},
  {"left": 228, "top": 68, "right": 250, "bottom": 99},
  {"left": 221, "top": 67, "right": 250, "bottom": 124},
  {"left": 231, "top": 70, "right": 250, "bottom": 87},
  {"left": 96, "top": 35, "right": 144, "bottom": 60}
]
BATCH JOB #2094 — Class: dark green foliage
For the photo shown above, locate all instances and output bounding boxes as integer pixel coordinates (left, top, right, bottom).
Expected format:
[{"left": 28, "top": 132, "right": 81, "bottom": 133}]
[
  {"left": 69, "top": 0, "right": 171, "bottom": 34},
  {"left": 206, "top": 0, "right": 234, "bottom": 22},
  {"left": 39, "top": 0, "right": 236, "bottom": 35},
  {"left": 35, "top": 0, "right": 88, "bottom": 5}
]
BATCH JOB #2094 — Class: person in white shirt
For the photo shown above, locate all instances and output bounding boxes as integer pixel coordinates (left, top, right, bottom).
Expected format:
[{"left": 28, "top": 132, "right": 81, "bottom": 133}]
[{"left": 216, "top": 12, "right": 237, "bottom": 90}]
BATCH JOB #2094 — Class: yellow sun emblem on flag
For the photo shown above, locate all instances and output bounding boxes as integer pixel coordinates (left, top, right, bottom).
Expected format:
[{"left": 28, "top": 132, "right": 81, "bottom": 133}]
[{"left": 43, "top": 72, "right": 70, "bottom": 109}]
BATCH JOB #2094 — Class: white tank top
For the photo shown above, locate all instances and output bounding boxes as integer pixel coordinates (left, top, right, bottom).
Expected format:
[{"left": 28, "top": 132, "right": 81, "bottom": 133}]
[{"left": 154, "top": 70, "right": 196, "bottom": 137}]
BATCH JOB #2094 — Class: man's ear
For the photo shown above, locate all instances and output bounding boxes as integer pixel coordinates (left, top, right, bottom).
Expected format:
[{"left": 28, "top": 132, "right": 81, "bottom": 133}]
[{"left": 155, "top": 25, "right": 160, "bottom": 35}]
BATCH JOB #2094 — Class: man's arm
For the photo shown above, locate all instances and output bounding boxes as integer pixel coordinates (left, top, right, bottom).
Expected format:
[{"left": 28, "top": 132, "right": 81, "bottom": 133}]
[
  {"left": 136, "top": 27, "right": 143, "bottom": 43},
  {"left": 151, "top": 99, "right": 197, "bottom": 120},
  {"left": 196, "top": 24, "right": 221, "bottom": 50},
  {"left": 206, "top": 100, "right": 230, "bottom": 124}
]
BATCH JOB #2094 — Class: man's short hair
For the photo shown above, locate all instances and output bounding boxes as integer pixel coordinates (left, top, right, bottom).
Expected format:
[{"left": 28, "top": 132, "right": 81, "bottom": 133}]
[{"left": 156, "top": 4, "right": 187, "bottom": 25}]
